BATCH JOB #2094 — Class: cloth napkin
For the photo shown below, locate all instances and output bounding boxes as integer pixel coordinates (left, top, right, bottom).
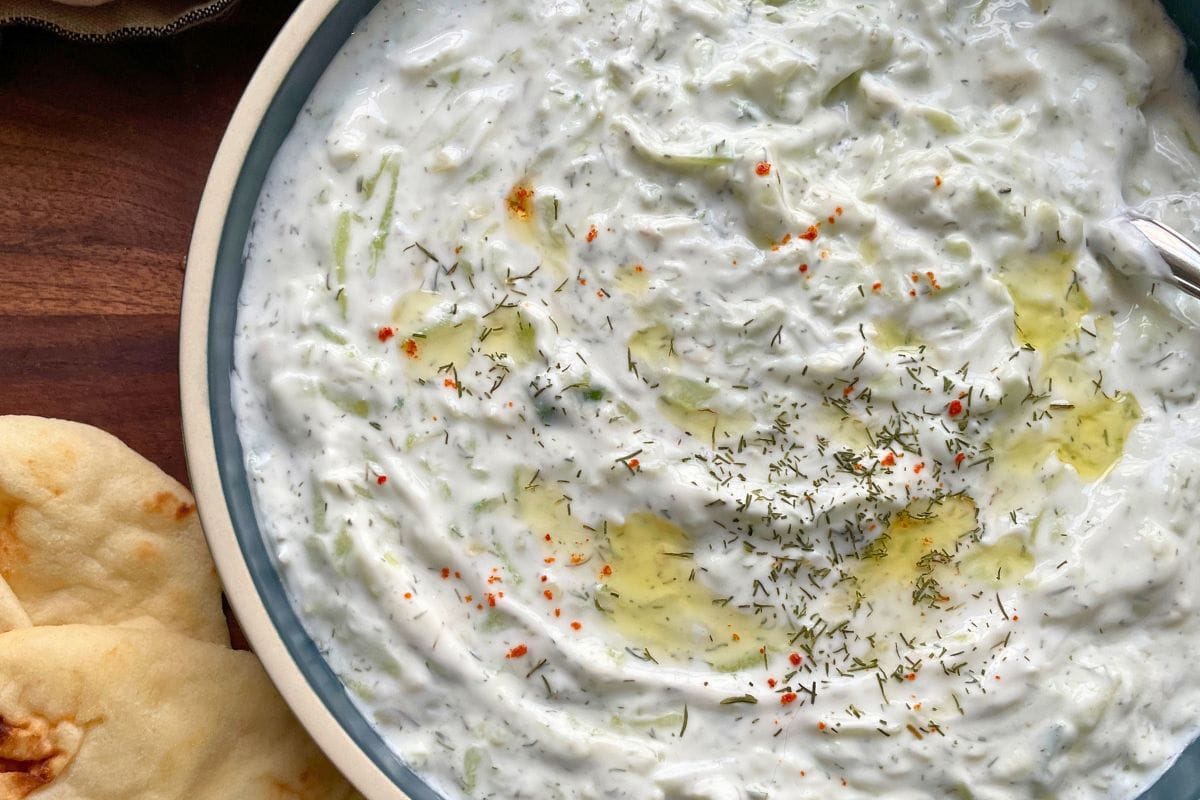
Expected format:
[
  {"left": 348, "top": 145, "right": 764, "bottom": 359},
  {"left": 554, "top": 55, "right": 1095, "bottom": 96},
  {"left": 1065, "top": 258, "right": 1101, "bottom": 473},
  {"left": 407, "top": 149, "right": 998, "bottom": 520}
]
[{"left": 0, "top": 0, "right": 238, "bottom": 40}]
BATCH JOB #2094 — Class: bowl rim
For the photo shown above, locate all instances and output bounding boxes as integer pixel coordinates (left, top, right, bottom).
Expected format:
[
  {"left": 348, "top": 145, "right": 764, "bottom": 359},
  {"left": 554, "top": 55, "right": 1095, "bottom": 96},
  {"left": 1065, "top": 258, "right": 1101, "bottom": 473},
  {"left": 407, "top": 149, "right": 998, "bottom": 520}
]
[{"left": 179, "top": 1, "right": 408, "bottom": 797}]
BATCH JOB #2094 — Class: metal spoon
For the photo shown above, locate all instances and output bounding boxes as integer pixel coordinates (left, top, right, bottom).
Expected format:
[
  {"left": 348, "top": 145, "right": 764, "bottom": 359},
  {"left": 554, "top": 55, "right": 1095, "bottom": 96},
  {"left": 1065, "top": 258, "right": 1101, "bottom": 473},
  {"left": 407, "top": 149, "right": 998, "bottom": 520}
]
[{"left": 1125, "top": 214, "right": 1200, "bottom": 300}]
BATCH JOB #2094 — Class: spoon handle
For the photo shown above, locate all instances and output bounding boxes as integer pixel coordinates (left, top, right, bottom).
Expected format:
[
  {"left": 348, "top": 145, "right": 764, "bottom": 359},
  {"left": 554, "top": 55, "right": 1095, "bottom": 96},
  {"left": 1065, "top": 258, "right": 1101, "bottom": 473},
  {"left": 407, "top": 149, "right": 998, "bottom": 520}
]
[{"left": 1127, "top": 215, "right": 1200, "bottom": 300}]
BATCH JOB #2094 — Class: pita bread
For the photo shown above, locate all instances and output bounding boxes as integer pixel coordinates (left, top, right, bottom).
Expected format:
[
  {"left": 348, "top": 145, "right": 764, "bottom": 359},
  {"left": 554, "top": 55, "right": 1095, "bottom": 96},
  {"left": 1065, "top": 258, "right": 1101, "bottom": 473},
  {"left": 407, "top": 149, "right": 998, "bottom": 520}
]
[
  {"left": 0, "top": 577, "right": 30, "bottom": 634},
  {"left": 0, "top": 416, "right": 227, "bottom": 645},
  {"left": 0, "top": 624, "right": 362, "bottom": 799}
]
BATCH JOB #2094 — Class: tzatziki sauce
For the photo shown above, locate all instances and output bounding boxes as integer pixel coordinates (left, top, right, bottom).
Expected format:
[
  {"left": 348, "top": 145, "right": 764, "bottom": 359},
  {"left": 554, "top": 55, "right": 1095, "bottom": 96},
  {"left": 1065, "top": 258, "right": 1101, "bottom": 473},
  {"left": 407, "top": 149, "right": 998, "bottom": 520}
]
[{"left": 232, "top": 0, "right": 1200, "bottom": 797}]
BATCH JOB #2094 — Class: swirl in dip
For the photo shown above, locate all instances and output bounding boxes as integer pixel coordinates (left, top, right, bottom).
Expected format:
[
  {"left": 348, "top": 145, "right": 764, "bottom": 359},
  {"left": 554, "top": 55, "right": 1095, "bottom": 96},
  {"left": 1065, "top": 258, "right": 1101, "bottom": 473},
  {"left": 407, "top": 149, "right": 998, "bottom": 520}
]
[{"left": 233, "top": 0, "right": 1200, "bottom": 797}]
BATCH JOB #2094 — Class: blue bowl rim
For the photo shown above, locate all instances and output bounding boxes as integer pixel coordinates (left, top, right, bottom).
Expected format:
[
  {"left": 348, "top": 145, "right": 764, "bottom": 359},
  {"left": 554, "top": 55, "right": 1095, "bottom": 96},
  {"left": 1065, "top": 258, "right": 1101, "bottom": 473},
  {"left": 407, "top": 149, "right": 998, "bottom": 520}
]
[{"left": 179, "top": 0, "right": 438, "bottom": 798}]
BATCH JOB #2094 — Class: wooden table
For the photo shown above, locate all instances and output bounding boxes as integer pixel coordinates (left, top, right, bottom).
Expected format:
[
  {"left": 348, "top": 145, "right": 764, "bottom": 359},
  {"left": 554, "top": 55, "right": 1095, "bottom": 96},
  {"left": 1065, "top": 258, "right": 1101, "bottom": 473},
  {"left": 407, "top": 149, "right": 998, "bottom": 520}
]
[{"left": 0, "top": 0, "right": 299, "bottom": 487}]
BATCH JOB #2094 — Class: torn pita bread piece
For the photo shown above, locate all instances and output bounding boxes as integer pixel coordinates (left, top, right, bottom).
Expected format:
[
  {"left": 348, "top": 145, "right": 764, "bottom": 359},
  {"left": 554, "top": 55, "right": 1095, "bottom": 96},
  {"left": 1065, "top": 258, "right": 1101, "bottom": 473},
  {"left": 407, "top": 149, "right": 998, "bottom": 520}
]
[
  {"left": 0, "top": 576, "right": 30, "bottom": 635},
  {"left": 0, "top": 624, "right": 362, "bottom": 800},
  {"left": 0, "top": 416, "right": 227, "bottom": 644}
]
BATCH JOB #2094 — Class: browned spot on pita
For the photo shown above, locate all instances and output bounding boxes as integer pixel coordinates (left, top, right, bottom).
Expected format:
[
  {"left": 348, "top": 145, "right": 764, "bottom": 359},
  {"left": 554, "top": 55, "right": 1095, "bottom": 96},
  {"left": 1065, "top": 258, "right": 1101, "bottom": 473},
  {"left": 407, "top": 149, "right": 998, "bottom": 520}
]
[
  {"left": 19, "top": 450, "right": 70, "bottom": 499},
  {"left": 268, "top": 780, "right": 307, "bottom": 799},
  {"left": 132, "top": 540, "right": 162, "bottom": 563},
  {"left": 0, "top": 718, "right": 51, "bottom": 760},
  {"left": 0, "top": 717, "right": 70, "bottom": 798},
  {"left": 268, "top": 766, "right": 340, "bottom": 799},
  {"left": 0, "top": 499, "right": 29, "bottom": 571},
  {"left": 142, "top": 491, "right": 194, "bottom": 522},
  {"left": 0, "top": 770, "right": 50, "bottom": 799}
]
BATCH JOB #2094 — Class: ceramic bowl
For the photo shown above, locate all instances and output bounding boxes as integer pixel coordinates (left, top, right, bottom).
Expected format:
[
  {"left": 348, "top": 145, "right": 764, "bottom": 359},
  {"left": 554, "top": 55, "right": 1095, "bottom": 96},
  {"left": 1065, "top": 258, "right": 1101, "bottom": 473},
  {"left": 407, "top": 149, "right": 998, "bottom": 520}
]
[{"left": 179, "top": 2, "right": 1200, "bottom": 798}]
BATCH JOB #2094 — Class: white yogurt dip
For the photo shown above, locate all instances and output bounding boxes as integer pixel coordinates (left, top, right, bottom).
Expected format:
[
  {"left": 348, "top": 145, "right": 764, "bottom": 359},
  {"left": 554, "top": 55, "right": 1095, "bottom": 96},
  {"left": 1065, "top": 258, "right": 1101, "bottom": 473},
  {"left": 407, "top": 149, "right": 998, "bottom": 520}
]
[{"left": 232, "top": 0, "right": 1200, "bottom": 797}]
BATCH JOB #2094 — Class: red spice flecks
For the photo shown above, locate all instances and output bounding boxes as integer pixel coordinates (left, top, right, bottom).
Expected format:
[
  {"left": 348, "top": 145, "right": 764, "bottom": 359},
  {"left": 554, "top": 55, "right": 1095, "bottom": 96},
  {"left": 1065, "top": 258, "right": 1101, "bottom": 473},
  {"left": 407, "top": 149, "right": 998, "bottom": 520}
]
[
  {"left": 443, "top": 378, "right": 458, "bottom": 389},
  {"left": 755, "top": 161, "right": 771, "bottom": 176},
  {"left": 817, "top": 721, "right": 827, "bottom": 731},
  {"left": 881, "top": 452, "right": 896, "bottom": 467},
  {"left": 934, "top": 175, "right": 943, "bottom": 188},
  {"left": 799, "top": 225, "right": 819, "bottom": 241},
  {"left": 403, "top": 592, "right": 412, "bottom": 600},
  {"left": 440, "top": 567, "right": 451, "bottom": 579},
  {"left": 910, "top": 272, "right": 921, "bottom": 283},
  {"left": 506, "top": 644, "right": 528, "bottom": 659},
  {"left": 909, "top": 289, "right": 918, "bottom": 298},
  {"left": 376, "top": 475, "right": 388, "bottom": 485},
  {"left": 780, "top": 692, "right": 798, "bottom": 706},
  {"left": 586, "top": 225, "right": 598, "bottom": 243},
  {"left": 871, "top": 281, "right": 882, "bottom": 292},
  {"left": 798, "top": 263, "right": 809, "bottom": 274},
  {"left": 828, "top": 215, "right": 837, "bottom": 225},
  {"left": 570, "top": 621, "right": 582, "bottom": 631},
  {"left": 626, "top": 458, "right": 640, "bottom": 472},
  {"left": 377, "top": 326, "right": 395, "bottom": 343},
  {"left": 543, "top": 589, "right": 554, "bottom": 601},
  {"left": 767, "top": 678, "right": 777, "bottom": 688},
  {"left": 948, "top": 399, "right": 964, "bottom": 417},
  {"left": 955, "top": 452, "right": 966, "bottom": 467},
  {"left": 913, "top": 462, "right": 926, "bottom": 475},
  {"left": 905, "top": 672, "right": 917, "bottom": 681},
  {"left": 506, "top": 184, "right": 535, "bottom": 220},
  {"left": 600, "top": 564, "right": 613, "bottom": 577},
  {"left": 835, "top": 206, "right": 844, "bottom": 216},
  {"left": 487, "top": 593, "right": 497, "bottom": 607},
  {"left": 789, "top": 652, "right": 802, "bottom": 666},
  {"left": 401, "top": 338, "right": 420, "bottom": 358}
]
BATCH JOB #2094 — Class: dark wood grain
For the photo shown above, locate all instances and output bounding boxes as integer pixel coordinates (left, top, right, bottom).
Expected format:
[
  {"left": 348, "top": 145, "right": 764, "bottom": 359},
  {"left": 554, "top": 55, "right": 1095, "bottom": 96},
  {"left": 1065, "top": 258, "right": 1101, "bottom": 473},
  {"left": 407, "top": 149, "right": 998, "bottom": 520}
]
[{"left": 0, "top": 0, "right": 299, "bottom": 486}]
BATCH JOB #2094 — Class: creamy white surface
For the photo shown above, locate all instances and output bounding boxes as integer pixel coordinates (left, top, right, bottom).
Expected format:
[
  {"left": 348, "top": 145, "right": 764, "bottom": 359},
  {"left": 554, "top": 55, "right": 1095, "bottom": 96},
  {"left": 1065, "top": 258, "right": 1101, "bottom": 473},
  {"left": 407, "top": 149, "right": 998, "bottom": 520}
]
[{"left": 233, "top": 1, "right": 1200, "bottom": 798}]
